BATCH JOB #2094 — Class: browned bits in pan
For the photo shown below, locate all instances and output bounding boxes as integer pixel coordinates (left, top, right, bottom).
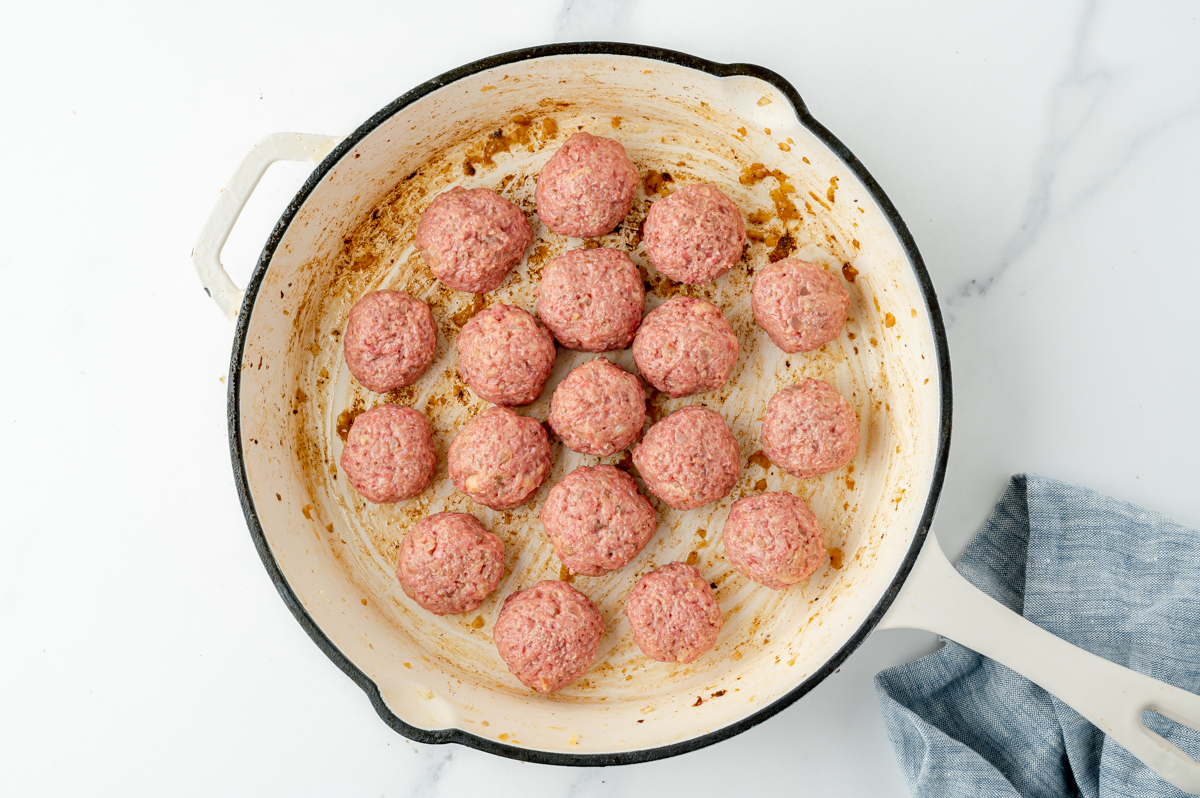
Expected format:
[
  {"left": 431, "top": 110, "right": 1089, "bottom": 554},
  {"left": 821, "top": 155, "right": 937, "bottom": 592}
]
[
  {"left": 643, "top": 170, "right": 674, "bottom": 196},
  {"left": 336, "top": 408, "right": 362, "bottom": 442},
  {"left": 768, "top": 233, "right": 795, "bottom": 264},
  {"left": 739, "top": 162, "right": 770, "bottom": 185}
]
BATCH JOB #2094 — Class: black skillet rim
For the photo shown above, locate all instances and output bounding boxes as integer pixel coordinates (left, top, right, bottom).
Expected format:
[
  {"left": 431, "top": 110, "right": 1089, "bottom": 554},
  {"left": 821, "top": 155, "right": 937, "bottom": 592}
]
[{"left": 226, "top": 40, "right": 953, "bottom": 767}]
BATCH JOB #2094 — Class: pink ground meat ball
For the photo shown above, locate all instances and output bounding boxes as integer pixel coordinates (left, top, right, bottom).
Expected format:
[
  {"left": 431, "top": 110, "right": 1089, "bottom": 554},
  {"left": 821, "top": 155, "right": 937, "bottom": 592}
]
[
  {"left": 456, "top": 304, "right": 557, "bottom": 406},
  {"left": 632, "top": 297, "right": 740, "bottom": 398},
  {"left": 535, "top": 247, "right": 644, "bottom": 352},
  {"left": 625, "top": 562, "right": 722, "bottom": 663},
  {"left": 343, "top": 290, "right": 437, "bottom": 393},
  {"left": 632, "top": 406, "right": 741, "bottom": 511},
  {"left": 340, "top": 405, "right": 436, "bottom": 504},
  {"left": 761, "top": 379, "right": 859, "bottom": 478},
  {"left": 751, "top": 258, "right": 850, "bottom": 353},
  {"left": 540, "top": 465, "right": 656, "bottom": 576},
  {"left": 395, "top": 512, "right": 504, "bottom": 615},
  {"left": 722, "top": 492, "right": 826, "bottom": 589},
  {"left": 548, "top": 358, "right": 646, "bottom": 456},
  {"left": 643, "top": 183, "right": 746, "bottom": 286},
  {"left": 534, "top": 132, "right": 639, "bottom": 238},
  {"left": 448, "top": 406, "right": 551, "bottom": 510},
  {"left": 493, "top": 580, "right": 604, "bottom": 693},
  {"left": 415, "top": 186, "right": 533, "bottom": 293}
]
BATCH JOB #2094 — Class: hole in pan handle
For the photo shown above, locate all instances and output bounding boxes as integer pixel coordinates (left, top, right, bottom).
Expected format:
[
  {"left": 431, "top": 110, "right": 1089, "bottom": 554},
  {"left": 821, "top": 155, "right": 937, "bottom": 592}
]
[
  {"left": 192, "top": 132, "right": 342, "bottom": 322},
  {"left": 879, "top": 531, "right": 1200, "bottom": 794}
]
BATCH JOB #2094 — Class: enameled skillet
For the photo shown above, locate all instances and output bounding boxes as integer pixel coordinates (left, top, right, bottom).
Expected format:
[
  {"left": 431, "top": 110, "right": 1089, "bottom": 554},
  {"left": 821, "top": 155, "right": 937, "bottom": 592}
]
[{"left": 194, "top": 43, "right": 1200, "bottom": 791}]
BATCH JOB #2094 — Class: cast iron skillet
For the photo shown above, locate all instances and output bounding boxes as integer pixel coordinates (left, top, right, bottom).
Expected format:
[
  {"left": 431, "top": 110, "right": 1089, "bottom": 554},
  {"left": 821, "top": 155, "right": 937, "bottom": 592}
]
[
  {"left": 195, "top": 42, "right": 1200, "bottom": 794},
  {"left": 218, "top": 40, "right": 949, "bottom": 765}
]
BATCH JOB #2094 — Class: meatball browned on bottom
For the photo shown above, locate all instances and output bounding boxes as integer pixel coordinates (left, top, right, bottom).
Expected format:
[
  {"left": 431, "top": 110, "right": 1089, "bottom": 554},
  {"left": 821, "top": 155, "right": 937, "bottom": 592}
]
[
  {"left": 340, "top": 405, "right": 436, "bottom": 503},
  {"left": 396, "top": 513, "right": 504, "bottom": 615},
  {"left": 534, "top": 132, "right": 638, "bottom": 238},
  {"left": 548, "top": 358, "right": 646, "bottom": 456},
  {"left": 722, "top": 492, "right": 826, "bottom": 589},
  {"left": 456, "top": 304, "right": 556, "bottom": 406},
  {"left": 626, "top": 562, "right": 722, "bottom": 663},
  {"left": 632, "top": 406, "right": 741, "bottom": 511},
  {"left": 343, "top": 290, "right": 437, "bottom": 393},
  {"left": 416, "top": 186, "right": 532, "bottom": 293},
  {"left": 536, "top": 248, "right": 644, "bottom": 353},
  {"left": 632, "top": 297, "right": 739, "bottom": 398},
  {"left": 493, "top": 581, "right": 604, "bottom": 693},
  {"left": 761, "top": 379, "right": 859, "bottom": 478},
  {"left": 448, "top": 406, "right": 551, "bottom": 510},
  {"left": 540, "top": 465, "right": 656, "bottom": 576}
]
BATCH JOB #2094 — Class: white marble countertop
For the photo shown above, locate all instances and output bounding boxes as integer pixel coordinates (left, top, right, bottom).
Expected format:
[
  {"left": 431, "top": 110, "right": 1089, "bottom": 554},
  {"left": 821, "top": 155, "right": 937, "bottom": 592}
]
[{"left": 3, "top": 1, "right": 1198, "bottom": 795}]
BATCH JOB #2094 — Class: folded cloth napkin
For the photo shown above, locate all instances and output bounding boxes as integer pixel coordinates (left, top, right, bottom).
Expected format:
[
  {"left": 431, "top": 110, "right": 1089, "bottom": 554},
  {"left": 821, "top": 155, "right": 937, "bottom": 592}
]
[{"left": 875, "top": 473, "right": 1200, "bottom": 797}]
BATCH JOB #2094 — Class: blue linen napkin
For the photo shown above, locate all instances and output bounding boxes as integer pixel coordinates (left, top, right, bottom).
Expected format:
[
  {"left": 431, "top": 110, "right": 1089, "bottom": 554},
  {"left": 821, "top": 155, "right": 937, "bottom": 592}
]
[{"left": 875, "top": 473, "right": 1200, "bottom": 797}]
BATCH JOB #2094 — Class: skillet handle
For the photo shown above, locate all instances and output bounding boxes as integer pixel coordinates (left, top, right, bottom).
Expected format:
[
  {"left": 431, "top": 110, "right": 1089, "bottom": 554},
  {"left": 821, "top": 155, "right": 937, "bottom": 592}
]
[
  {"left": 879, "top": 531, "right": 1200, "bottom": 794},
  {"left": 192, "top": 133, "right": 341, "bottom": 321}
]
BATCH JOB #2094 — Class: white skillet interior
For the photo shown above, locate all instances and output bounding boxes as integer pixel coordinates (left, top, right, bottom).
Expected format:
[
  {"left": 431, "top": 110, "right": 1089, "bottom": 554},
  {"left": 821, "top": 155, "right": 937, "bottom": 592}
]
[{"left": 234, "top": 53, "right": 941, "bottom": 755}]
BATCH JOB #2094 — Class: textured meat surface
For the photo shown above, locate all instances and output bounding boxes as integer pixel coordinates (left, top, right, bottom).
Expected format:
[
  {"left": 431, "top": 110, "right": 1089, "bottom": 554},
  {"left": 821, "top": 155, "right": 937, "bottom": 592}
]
[
  {"left": 625, "top": 562, "right": 722, "bottom": 663},
  {"left": 343, "top": 290, "right": 437, "bottom": 393},
  {"left": 632, "top": 406, "right": 741, "bottom": 510},
  {"left": 492, "top": 580, "right": 604, "bottom": 693},
  {"left": 632, "top": 296, "right": 739, "bottom": 398},
  {"left": 751, "top": 258, "right": 850, "bottom": 353},
  {"left": 456, "top": 303, "right": 556, "bottom": 406},
  {"left": 416, "top": 186, "right": 533, "bottom": 293},
  {"left": 395, "top": 512, "right": 504, "bottom": 615},
  {"left": 540, "top": 465, "right": 656, "bottom": 576},
  {"left": 535, "top": 247, "right": 644, "bottom": 352},
  {"left": 340, "top": 404, "right": 437, "bottom": 503},
  {"left": 761, "top": 379, "right": 859, "bottom": 478},
  {"left": 722, "top": 492, "right": 826, "bottom": 589},
  {"left": 643, "top": 183, "right": 746, "bottom": 285},
  {"left": 534, "top": 132, "right": 638, "bottom": 238},
  {"left": 447, "top": 406, "right": 551, "bottom": 510},
  {"left": 548, "top": 358, "right": 646, "bottom": 456}
]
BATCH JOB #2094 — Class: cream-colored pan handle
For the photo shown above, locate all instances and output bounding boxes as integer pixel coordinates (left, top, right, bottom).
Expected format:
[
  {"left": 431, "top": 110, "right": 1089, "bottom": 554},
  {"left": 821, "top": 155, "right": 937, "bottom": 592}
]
[
  {"left": 879, "top": 531, "right": 1200, "bottom": 794},
  {"left": 192, "top": 133, "right": 341, "bottom": 321}
]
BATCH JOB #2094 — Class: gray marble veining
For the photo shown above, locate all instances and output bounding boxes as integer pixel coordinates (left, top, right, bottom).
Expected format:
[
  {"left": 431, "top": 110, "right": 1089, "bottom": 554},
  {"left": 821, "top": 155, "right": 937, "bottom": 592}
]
[{"left": 3, "top": 1, "right": 1198, "bottom": 795}]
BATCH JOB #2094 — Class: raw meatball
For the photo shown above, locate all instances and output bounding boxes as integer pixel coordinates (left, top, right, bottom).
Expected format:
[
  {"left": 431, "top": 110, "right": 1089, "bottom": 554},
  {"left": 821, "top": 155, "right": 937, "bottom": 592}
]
[
  {"left": 626, "top": 562, "right": 722, "bottom": 662},
  {"left": 340, "top": 405, "right": 436, "bottom": 503},
  {"left": 534, "top": 132, "right": 638, "bottom": 238},
  {"left": 493, "top": 580, "right": 604, "bottom": 693},
  {"left": 761, "top": 379, "right": 859, "bottom": 478},
  {"left": 416, "top": 186, "right": 533, "bottom": 293},
  {"left": 448, "top": 406, "right": 551, "bottom": 510},
  {"left": 722, "top": 492, "right": 826, "bottom": 589},
  {"left": 643, "top": 183, "right": 746, "bottom": 285},
  {"left": 751, "top": 258, "right": 850, "bottom": 353},
  {"left": 536, "top": 248, "right": 644, "bottom": 352},
  {"left": 632, "top": 406, "right": 740, "bottom": 511},
  {"left": 343, "top": 290, "right": 437, "bottom": 393},
  {"left": 632, "top": 297, "right": 739, "bottom": 398},
  {"left": 540, "top": 465, "right": 656, "bottom": 576},
  {"left": 548, "top": 358, "right": 646, "bottom": 456},
  {"left": 456, "top": 304, "right": 556, "bottom": 406},
  {"left": 396, "top": 513, "right": 504, "bottom": 615}
]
